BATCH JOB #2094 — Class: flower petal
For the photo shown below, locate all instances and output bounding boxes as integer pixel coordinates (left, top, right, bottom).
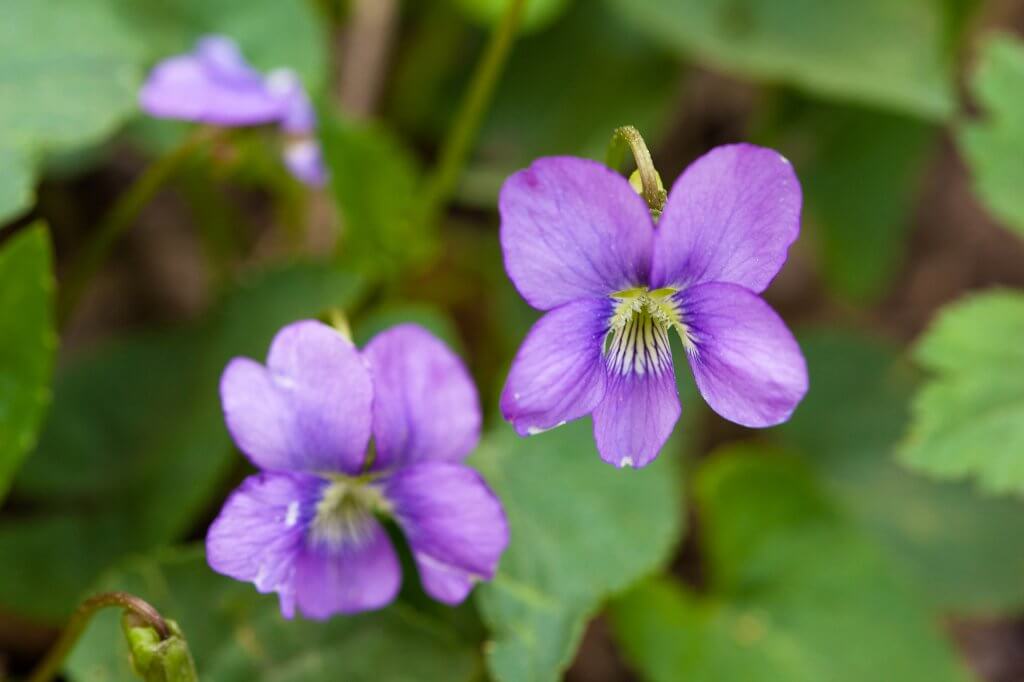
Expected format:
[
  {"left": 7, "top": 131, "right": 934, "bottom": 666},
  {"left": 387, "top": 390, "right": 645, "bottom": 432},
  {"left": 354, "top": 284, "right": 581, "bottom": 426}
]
[
  {"left": 501, "top": 298, "right": 610, "bottom": 436},
  {"left": 283, "top": 139, "right": 327, "bottom": 187},
  {"left": 362, "top": 324, "right": 481, "bottom": 469},
  {"left": 384, "top": 462, "right": 508, "bottom": 604},
  {"left": 592, "top": 365, "right": 681, "bottom": 468},
  {"left": 500, "top": 157, "right": 654, "bottom": 311},
  {"left": 292, "top": 518, "right": 402, "bottom": 618},
  {"left": 206, "top": 472, "right": 320, "bottom": 619},
  {"left": 220, "top": 320, "right": 373, "bottom": 474},
  {"left": 139, "top": 49, "right": 283, "bottom": 126},
  {"left": 651, "top": 144, "right": 802, "bottom": 293},
  {"left": 681, "top": 282, "right": 808, "bottom": 427}
]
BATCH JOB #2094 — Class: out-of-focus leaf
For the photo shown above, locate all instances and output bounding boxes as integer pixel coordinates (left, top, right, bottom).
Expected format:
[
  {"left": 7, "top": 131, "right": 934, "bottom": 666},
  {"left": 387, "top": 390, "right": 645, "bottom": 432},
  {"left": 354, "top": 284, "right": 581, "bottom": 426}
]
[
  {"left": 112, "top": 0, "right": 326, "bottom": 87},
  {"left": 0, "top": 225, "right": 56, "bottom": 500},
  {"left": 464, "top": 2, "right": 676, "bottom": 205},
  {"left": 451, "top": 0, "right": 572, "bottom": 31},
  {"left": 778, "top": 331, "right": 1024, "bottom": 614},
  {"left": 471, "top": 421, "right": 683, "bottom": 682},
  {"left": 899, "top": 290, "right": 1024, "bottom": 495},
  {"left": 959, "top": 34, "right": 1024, "bottom": 236},
  {"left": 0, "top": 0, "right": 145, "bottom": 223},
  {"left": 603, "top": 0, "right": 954, "bottom": 119},
  {"left": 609, "top": 451, "right": 971, "bottom": 682},
  {"left": 322, "top": 116, "right": 434, "bottom": 278},
  {"left": 66, "top": 549, "right": 481, "bottom": 681},
  {"left": 0, "top": 264, "right": 364, "bottom": 622},
  {"left": 354, "top": 303, "right": 463, "bottom": 353},
  {"left": 764, "top": 101, "right": 935, "bottom": 301}
]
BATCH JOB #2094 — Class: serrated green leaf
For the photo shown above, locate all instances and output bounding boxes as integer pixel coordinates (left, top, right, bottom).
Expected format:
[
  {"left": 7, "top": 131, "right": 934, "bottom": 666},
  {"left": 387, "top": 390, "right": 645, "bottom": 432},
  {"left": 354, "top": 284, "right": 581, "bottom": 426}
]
[
  {"left": 609, "top": 451, "right": 971, "bottom": 682},
  {"left": 66, "top": 549, "right": 481, "bottom": 682},
  {"left": 899, "top": 291, "right": 1024, "bottom": 494},
  {"left": 0, "top": 264, "right": 364, "bottom": 622},
  {"left": 0, "top": 224, "right": 56, "bottom": 501},
  {"left": 958, "top": 34, "right": 1024, "bottom": 236},
  {"left": 603, "top": 0, "right": 954, "bottom": 119},
  {"left": 778, "top": 331, "right": 1024, "bottom": 614},
  {"left": 471, "top": 421, "right": 684, "bottom": 682}
]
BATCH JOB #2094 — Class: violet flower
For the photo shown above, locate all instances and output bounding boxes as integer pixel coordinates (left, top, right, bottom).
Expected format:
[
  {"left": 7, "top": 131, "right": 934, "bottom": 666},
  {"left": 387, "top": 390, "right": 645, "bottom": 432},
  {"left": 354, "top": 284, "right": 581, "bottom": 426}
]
[
  {"left": 499, "top": 145, "right": 809, "bottom": 468},
  {"left": 139, "top": 35, "right": 326, "bottom": 187},
  {"left": 207, "top": 321, "right": 508, "bottom": 619}
]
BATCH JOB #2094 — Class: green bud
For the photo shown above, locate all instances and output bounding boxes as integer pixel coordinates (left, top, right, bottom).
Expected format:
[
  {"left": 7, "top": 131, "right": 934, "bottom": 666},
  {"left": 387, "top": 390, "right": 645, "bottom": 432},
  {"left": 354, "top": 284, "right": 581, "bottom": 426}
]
[{"left": 122, "top": 614, "right": 198, "bottom": 682}]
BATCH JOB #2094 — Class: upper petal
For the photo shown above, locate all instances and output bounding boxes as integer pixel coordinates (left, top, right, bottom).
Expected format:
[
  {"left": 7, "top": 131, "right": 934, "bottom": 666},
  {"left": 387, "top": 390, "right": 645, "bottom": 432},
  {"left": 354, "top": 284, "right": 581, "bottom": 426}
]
[
  {"left": 220, "top": 320, "right": 373, "bottom": 474},
  {"left": 363, "top": 324, "right": 481, "bottom": 469},
  {"left": 500, "top": 157, "right": 655, "bottom": 311},
  {"left": 500, "top": 298, "right": 610, "bottom": 436},
  {"left": 205, "top": 471, "right": 320, "bottom": 619},
  {"left": 592, "top": 365, "right": 681, "bottom": 468},
  {"left": 651, "top": 144, "right": 802, "bottom": 293},
  {"left": 384, "top": 462, "right": 509, "bottom": 604},
  {"left": 681, "top": 282, "right": 808, "bottom": 427},
  {"left": 139, "top": 38, "right": 283, "bottom": 126}
]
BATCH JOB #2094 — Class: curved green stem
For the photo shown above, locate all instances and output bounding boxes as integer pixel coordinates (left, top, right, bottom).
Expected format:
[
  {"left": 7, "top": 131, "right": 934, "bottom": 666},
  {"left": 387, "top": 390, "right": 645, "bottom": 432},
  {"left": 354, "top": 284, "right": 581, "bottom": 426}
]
[
  {"left": 57, "top": 129, "right": 215, "bottom": 327},
  {"left": 606, "top": 125, "right": 666, "bottom": 218},
  {"left": 418, "top": 0, "right": 527, "bottom": 227},
  {"left": 28, "top": 592, "right": 170, "bottom": 682}
]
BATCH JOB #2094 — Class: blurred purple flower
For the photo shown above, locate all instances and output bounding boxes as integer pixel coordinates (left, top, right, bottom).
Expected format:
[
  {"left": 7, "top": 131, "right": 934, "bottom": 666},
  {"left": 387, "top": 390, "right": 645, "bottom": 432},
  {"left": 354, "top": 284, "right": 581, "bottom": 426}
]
[
  {"left": 207, "top": 321, "right": 508, "bottom": 619},
  {"left": 499, "top": 144, "right": 809, "bottom": 468},
  {"left": 139, "top": 35, "right": 326, "bottom": 187}
]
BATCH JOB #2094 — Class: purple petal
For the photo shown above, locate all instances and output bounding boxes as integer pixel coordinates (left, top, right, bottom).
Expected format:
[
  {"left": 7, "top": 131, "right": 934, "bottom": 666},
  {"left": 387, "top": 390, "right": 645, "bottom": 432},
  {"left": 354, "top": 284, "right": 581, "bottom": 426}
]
[
  {"left": 362, "top": 324, "right": 481, "bottom": 469},
  {"left": 292, "top": 518, "right": 402, "bottom": 618},
  {"left": 500, "top": 298, "right": 610, "bottom": 436},
  {"left": 206, "top": 472, "right": 320, "bottom": 618},
  {"left": 592, "top": 365, "right": 680, "bottom": 468},
  {"left": 266, "top": 69, "right": 317, "bottom": 135},
  {"left": 499, "top": 157, "right": 654, "bottom": 311},
  {"left": 384, "top": 462, "right": 508, "bottom": 604},
  {"left": 283, "top": 139, "right": 327, "bottom": 187},
  {"left": 651, "top": 144, "right": 802, "bottom": 293},
  {"left": 681, "top": 282, "right": 808, "bottom": 427},
  {"left": 139, "top": 38, "right": 283, "bottom": 126},
  {"left": 220, "top": 320, "right": 373, "bottom": 474}
]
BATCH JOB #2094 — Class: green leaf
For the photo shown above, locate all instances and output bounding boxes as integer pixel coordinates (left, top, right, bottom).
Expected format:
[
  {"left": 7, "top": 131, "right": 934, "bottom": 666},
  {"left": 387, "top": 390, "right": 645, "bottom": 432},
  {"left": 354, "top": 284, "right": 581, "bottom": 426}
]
[
  {"left": 0, "top": 264, "right": 364, "bottom": 622},
  {"left": 604, "top": 0, "right": 954, "bottom": 119},
  {"left": 899, "top": 290, "right": 1024, "bottom": 495},
  {"left": 958, "top": 33, "right": 1024, "bottom": 236},
  {"left": 112, "top": 0, "right": 327, "bottom": 88},
  {"left": 761, "top": 100, "right": 935, "bottom": 301},
  {"left": 451, "top": 0, "right": 572, "bottom": 31},
  {"left": 471, "top": 421, "right": 684, "bottom": 682},
  {"left": 0, "top": 224, "right": 56, "bottom": 501},
  {"left": 66, "top": 549, "right": 481, "bottom": 681},
  {"left": 0, "top": 0, "right": 146, "bottom": 223},
  {"left": 609, "top": 452, "right": 971, "bottom": 682},
  {"left": 778, "top": 331, "right": 1024, "bottom": 614},
  {"left": 322, "top": 116, "right": 434, "bottom": 278}
]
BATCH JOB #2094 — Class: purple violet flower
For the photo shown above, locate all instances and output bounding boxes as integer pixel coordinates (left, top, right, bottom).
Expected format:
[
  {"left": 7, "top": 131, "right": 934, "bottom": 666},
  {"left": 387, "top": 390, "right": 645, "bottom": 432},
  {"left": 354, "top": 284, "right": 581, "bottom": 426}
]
[
  {"left": 139, "top": 35, "right": 327, "bottom": 187},
  {"left": 499, "top": 144, "right": 809, "bottom": 468},
  {"left": 206, "top": 320, "right": 508, "bottom": 619}
]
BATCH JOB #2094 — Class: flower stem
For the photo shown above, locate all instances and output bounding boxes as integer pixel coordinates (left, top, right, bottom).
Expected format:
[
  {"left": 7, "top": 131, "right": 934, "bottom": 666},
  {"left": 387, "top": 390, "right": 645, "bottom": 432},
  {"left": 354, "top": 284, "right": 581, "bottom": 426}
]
[
  {"left": 606, "top": 126, "right": 667, "bottom": 218},
  {"left": 28, "top": 592, "right": 170, "bottom": 682},
  {"left": 57, "top": 129, "right": 215, "bottom": 327},
  {"left": 418, "top": 0, "right": 527, "bottom": 227}
]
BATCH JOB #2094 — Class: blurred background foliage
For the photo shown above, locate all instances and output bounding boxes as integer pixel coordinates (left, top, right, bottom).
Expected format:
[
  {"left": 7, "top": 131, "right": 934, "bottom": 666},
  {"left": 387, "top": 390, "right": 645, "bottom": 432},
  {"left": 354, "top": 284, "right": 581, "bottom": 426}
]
[{"left": 2, "top": 0, "right": 1024, "bottom": 680}]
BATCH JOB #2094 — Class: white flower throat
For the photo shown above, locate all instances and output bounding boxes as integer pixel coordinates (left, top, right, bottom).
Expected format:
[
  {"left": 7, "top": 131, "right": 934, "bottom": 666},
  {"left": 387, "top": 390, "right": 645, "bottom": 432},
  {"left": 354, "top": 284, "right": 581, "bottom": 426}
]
[
  {"left": 309, "top": 475, "right": 391, "bottom": 550},
  {"left": 604, "top": 287, "right": 691, "bottom": 376}
]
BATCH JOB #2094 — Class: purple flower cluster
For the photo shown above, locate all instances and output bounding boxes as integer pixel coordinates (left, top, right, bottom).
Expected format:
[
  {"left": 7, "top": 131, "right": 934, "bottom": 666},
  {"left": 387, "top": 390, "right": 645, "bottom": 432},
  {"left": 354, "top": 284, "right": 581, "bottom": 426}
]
[
  {"left": 207, "top": 321, "right": 508, "bottom": 619},
  {"left": 499, "top": 145, "right": 809, "bottom": 468},
  {"left": 139, "top": 35, "right": 326, "bottom": 186}
]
